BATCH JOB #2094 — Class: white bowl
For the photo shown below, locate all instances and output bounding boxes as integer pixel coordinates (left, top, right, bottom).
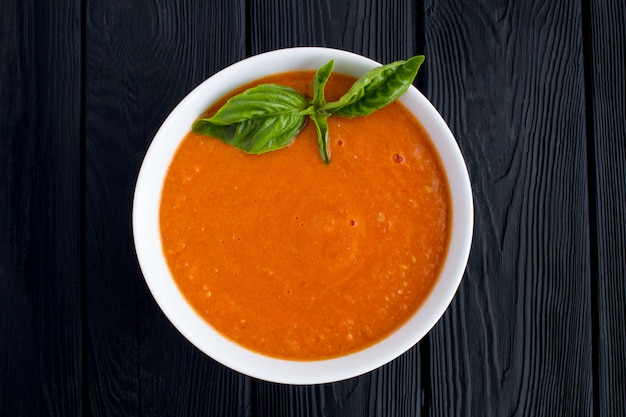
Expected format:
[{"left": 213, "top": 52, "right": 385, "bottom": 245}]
[{"left": 132, "top": 47, "right": 473, "bottom": 384}]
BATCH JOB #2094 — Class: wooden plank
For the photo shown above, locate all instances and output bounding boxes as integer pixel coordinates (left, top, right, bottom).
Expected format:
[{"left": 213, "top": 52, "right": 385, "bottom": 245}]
[
  {"left": 251, "top": 353, "right": 422, "bottom": 417},
  {"left": 0, "top": 1, "right": 83, "bottom": 416},
  {"left": 586, "top": 0, "right": 626, "bottom": 414},
  {"left": 422, "top": 0, "right": 593, "bottom": 414},
  {"left": 247, "top": 0, "right": 416, "bottom": 63},
  {"left": 84, "top": 1, "right": 250, "bottom": 415},
  {"left": 247, "top": 1, "right": 425, "bottom": 416}
]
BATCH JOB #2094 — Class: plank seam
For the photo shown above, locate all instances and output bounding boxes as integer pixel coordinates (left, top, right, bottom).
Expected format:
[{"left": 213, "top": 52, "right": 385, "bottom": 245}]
[
  {"left": 580, "top": 0, "right": 600, "bottom": 415},
  {"left": 79, "top": 0, "right": 90, "bottom": 415},
  {"left": 245, "top": 0, "right": 252, "bottom": 57}
]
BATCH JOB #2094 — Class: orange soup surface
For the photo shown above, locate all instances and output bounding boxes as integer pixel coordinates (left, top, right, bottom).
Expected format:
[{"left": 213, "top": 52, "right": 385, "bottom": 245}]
[{"left": 160, "top": 71, "right": 451, "bottom": 360}]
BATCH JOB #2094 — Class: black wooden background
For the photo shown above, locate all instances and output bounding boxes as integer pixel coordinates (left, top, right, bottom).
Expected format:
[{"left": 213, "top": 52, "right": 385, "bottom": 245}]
[{"left": 1, "top": 0, "right": 624, "bottom": 416}]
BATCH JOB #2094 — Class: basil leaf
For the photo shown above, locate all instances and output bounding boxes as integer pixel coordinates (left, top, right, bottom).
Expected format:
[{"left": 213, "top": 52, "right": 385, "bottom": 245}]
[
  {"left": 312, "top": 60, "right": 334, "bottom": 107},
  {"left": 192, "top": 83, "right": 308, "bottom": 154},
  {"left": 310, "top": 113, "right": 331, "bottom": 164},
  {"left": 323, "top": 55, "right": 424, "bottom": 117},
  {"left": 208, "top": 83, "right": 308, "bottom": 125},
  {"left": 193, "top": 112, "right": 306, "bottom": 154},
  {"left": 191, "top": 118, "right": 225, "bottom": 139}
]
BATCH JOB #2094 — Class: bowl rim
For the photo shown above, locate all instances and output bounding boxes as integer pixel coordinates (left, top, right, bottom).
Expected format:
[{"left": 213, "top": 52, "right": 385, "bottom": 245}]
[{"left": 132, "top": 46, "right": 473, "bottom": 385}]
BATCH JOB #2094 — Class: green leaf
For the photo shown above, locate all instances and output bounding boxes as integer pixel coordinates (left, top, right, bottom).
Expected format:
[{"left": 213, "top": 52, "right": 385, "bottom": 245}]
[
  {"left": 323, "top": 55, "right": 424, "bottom": 117},
  {"left": 312, "top": 60, "right": 334, "bottom": 107},
  {"left": 310, "top": 113, "right": 331, "bottom": 164},
  {"left": 208, "top": 84, "right": 308, "bottom": 125},
  {"left": 192, "top": 83, "right": 308, "bottom": 154},
  {"left": 193, "top": 113, "right": 306, "bottom": 154}
]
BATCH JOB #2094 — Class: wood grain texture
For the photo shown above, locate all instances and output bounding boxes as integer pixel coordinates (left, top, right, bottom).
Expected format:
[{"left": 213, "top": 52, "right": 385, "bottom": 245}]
[
  {"left": 586, "top": 0, "right": 626, "bottom": 414},
  {"left": 3, "top": 0, "right": 624, "bottom": 415},
  {"left": 248, "top": 0, "right": 417, "bottom": 63},
  {"left": 250, "top": 351, "right": 422, "bottom": 417},
  {"left": 423, "top": 0, "right": 593, "bottom": 415},
  {"left": 0, "top": 1, "right": 82, "bottom": 416},
  {"left": 84, "top": 1, "right": 248, "bottom": 416}
]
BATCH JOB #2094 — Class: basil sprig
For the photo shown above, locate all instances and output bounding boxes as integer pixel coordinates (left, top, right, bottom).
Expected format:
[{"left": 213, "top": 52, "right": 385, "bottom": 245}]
[{"left": 192, "top": 55, "right": 424, "bottom": 163}]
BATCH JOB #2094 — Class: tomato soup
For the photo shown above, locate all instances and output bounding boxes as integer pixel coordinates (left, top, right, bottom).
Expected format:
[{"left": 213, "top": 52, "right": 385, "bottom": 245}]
[{"left": 159, "top": 71, "right": 451, "bottom": 360}]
